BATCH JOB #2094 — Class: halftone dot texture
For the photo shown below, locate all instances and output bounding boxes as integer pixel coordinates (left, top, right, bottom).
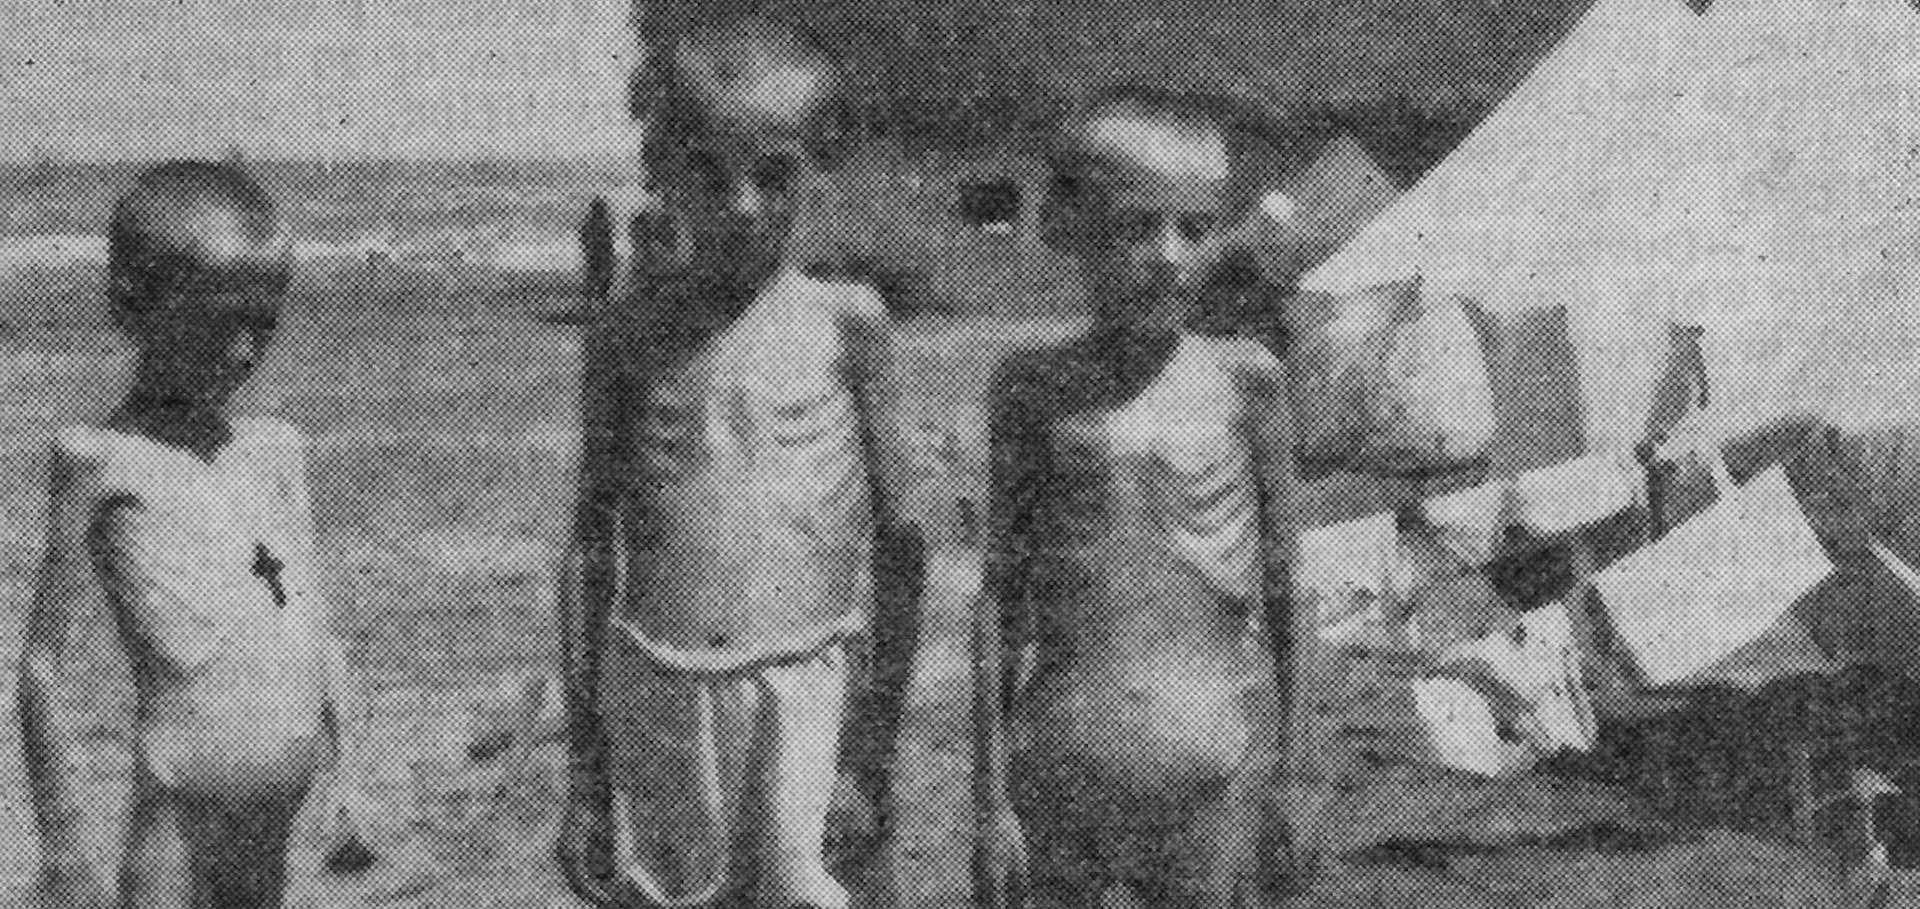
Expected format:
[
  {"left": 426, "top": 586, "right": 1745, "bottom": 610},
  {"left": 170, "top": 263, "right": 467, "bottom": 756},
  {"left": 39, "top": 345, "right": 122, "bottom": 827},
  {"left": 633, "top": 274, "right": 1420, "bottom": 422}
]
[{"left": 10, "top": 1, "right": 1920, "bottom": 908}]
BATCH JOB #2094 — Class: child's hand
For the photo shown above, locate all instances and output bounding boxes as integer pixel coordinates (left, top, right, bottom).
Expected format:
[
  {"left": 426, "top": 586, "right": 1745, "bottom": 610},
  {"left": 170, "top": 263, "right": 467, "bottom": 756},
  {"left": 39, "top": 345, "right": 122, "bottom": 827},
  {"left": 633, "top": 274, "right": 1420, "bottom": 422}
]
[
  {"left": 36, "top": 852, "right": 112, "bottom": 909},
  {"left": 973, "top": 796, "right": 1027, "bottom": 909},
  {"left": 555, "top": 777, "right": 617, "bottom": 906}
]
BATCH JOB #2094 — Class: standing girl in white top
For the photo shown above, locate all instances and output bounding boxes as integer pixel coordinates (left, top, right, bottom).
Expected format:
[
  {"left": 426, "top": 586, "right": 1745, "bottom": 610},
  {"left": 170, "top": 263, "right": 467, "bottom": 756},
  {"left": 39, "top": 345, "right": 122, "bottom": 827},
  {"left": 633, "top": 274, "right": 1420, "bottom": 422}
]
[{"left": 17, "top": 161, "right": 368, "bottom": 909}]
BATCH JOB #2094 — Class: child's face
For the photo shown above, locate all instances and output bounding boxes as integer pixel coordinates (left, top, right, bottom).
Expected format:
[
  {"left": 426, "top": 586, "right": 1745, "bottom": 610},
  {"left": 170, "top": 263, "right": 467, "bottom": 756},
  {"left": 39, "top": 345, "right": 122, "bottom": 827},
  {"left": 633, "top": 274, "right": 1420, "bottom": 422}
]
[
  {"left": 1074, "top": 114, "right": 1237, "bottom": 334},
  {"left": 648, "top": 115, "right": 817, "bottom": 286},
  {"left": 130, "top": 288, "right": 282, "bottom": 406}
]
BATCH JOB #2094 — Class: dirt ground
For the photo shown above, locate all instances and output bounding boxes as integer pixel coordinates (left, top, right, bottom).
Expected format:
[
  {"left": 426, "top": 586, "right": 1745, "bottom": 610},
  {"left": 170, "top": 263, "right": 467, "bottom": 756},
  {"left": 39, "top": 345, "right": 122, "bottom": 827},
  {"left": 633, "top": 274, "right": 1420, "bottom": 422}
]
[{"left": 0, "top": 274, "right": 1912, "bottom": 907}]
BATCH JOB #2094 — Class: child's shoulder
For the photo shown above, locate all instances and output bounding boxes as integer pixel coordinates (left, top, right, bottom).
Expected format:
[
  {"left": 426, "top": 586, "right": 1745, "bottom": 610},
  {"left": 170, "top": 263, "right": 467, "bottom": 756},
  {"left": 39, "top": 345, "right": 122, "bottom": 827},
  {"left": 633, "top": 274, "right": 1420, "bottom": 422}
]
[
  {"left": 229, "top": 415, "right": 308, "bottom": 452},
  {"left": 47, "top": 424, "right": 152, "bottom": 496},
  {"left": 51, "top": 417, "right": 308, "bottom": 477},
  {"left": 802, "top": 271, "right": 888, "bottom": 324},
  {"left": 1198, "top": 333, "right": 1282, "bottom": 381}
]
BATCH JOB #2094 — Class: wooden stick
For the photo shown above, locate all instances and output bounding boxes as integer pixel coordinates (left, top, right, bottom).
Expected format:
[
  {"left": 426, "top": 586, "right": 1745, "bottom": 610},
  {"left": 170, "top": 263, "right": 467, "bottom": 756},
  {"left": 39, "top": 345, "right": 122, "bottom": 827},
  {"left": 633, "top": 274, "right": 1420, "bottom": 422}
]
[{"left": 970, "top": 581, "right": 1011, "bottom": 909}]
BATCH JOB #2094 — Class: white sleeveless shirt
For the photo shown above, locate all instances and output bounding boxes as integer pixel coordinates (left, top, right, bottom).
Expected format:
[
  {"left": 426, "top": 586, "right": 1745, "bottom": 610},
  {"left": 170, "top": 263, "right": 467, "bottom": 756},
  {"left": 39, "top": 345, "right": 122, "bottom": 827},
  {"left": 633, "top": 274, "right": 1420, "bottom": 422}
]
[{"left": 55, "top": 418, "right": 328, "bottom": 689}]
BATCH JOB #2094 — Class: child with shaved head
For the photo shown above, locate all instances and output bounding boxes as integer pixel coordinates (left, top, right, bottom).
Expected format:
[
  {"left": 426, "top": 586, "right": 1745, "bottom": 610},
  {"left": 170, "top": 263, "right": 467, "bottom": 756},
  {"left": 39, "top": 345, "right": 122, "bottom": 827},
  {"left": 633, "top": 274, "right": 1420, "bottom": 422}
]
[
  {"left": 558, "top": 13, "right": 923, "bottom": 909},
  {"left": 975, "top": 88, "right": 1495, "bottom": 909},
  {"left": 17, "top": 161, "right": 368, "bottom": 909}
]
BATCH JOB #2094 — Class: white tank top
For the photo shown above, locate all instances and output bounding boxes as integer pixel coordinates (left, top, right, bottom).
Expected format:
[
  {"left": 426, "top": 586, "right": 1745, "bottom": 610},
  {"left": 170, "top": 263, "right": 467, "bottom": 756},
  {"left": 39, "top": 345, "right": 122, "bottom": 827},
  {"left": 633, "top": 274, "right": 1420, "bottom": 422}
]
[{"left": 58, "top": 419, "right": 327, "bottom": 683}]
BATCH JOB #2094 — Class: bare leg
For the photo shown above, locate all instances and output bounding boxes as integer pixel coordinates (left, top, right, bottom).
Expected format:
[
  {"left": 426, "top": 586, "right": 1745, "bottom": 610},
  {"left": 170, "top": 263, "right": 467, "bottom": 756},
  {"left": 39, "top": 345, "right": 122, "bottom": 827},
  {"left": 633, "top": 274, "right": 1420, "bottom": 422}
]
[
  {"left": 840, "top": 525, "right": 927, "bottom": 824},
  {"left": 181, "top": 795, "right": 301, "bottom": 909},
  {"left": 1124, "top": 788, "right": 1259, "bottom": 909},
  {"left": 119, "top": 768, "right": 306, "bottom": 909},
  {"left": 1021, "top": 824, "right": 1105, "bottom": 909},
  {"left": 117, "top": 776, "right": 194, "bottom": 909}
]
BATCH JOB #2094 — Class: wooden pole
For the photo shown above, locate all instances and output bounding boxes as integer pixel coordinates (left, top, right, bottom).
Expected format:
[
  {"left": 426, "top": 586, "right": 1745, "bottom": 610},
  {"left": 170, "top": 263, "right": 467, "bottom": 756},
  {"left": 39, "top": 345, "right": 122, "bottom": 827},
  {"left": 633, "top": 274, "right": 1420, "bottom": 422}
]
[{"left": 970, "top": 580, "right": 1011, "bottom": 909}]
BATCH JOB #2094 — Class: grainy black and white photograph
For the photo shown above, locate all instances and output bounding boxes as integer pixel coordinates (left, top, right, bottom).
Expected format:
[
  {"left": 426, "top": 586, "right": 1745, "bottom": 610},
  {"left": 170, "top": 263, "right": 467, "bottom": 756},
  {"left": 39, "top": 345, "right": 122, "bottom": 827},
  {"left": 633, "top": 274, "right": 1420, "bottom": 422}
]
[{"left": 7, "top": 1, "right": 1920, "bottom": 907}]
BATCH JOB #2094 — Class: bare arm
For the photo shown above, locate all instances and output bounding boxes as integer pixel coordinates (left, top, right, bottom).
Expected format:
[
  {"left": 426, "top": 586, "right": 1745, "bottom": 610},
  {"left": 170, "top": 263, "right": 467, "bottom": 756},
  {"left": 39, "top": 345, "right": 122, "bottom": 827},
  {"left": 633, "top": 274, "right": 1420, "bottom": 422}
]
[
  {"left": 974, "top": 361, "right": 1045, "bottom": 905},
  {"left": 840, "top": 290, "right": 918, "bottom": 535},
  {"left": 270, "top": 427, "right": 371, "bottom": 804},
  {"left": 981, "top": 360, "right": 1044, "bottom": 708},
  {"left": 551, "top": 296, "right": 647, "bottom": 903},
  {"left": 562, "top": 315, "right": 631, "bottom": 784},
  {"left": 838, "top": 290, "right": 925, "bottom": 817},
  {"left": 1238, "top": 345, "right": 1306, "bottom": 747},
  {"left": 17, "top": 447, "right": 114, "bottom": 907}
]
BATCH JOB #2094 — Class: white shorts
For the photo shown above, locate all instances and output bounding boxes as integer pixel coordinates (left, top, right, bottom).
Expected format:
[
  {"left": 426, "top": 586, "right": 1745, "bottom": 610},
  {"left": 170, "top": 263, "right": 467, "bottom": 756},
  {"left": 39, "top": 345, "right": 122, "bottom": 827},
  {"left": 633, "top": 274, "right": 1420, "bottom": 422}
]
[{"left": 599, "top": 616, "right": 858, "bottom": 909}]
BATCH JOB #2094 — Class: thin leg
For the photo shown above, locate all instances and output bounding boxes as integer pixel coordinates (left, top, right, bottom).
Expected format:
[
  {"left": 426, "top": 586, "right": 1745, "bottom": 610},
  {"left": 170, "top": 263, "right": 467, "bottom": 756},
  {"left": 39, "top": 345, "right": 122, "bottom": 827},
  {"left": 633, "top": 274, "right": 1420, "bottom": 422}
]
[
  {"left": 117, "top": 778, "right": 194, "bottom": 909},
  {"left": 179, "top": 795, "right": 303, "bottom": 909},
  {"left": 759, "top": 651, "right": 854, "bottom": 909},
  {"left": 1199, "top": 783, "right": 1268, "bottom": 909},
  {"left": 838, "top": 524, "right": 927, "bottom": 856},
  {"left": 1023, "top": 828, "right": 1104, "bottom": 909}
]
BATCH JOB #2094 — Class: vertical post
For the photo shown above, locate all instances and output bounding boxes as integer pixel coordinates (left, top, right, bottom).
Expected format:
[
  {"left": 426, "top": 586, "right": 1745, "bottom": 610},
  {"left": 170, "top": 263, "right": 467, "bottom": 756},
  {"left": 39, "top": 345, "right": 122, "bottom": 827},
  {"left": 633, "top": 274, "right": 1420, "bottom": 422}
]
[
  {"left": 971, "top": 582, "right": 1008, "bottom": 909},
  {"left": 1636, "top": 443, "right": 1680, "bottom": 814},
  {"left": 1278, "top": 356, "right": 1326, "bottom": 896},
  {"left": 581, "top": 196, "right": 616, "bottom": 317},
  {"left": 1788, "top": 743, "right": 1817, "bottom": 848}
]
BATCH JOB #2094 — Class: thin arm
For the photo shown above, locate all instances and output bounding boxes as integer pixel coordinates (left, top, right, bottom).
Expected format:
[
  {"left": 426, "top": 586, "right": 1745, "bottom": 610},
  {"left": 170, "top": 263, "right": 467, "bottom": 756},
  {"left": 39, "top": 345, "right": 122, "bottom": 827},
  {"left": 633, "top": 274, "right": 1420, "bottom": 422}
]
[
  {"left": 974, "top": 362, "right": 1043, "bottom": 909},
  {"left": 274, "top": 429, "right": 369, "bottom": 787},
  {"left": 17, "top": 451, "right": 114, "bottom": 906},
  {"left": 840, "top": 291, "right": 917, "bottom": 533},
  {"left": 1239, "top": 345, "right": 1307, "bottom": 757},
  {"left": 981, "top": 362, "right": 1043, "bottom": 708},
  {"left": 839, "top": 294, "right": 927, "bottom": 812},
  {"left": 561, "top": 313, "right": 632, "bottom": 787}
]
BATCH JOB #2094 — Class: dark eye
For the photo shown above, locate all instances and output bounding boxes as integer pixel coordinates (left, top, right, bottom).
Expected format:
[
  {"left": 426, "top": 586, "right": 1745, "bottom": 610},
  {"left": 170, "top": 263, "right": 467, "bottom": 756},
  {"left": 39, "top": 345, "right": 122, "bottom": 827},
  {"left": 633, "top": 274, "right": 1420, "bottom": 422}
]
[
  {"left": 749, "top": 154, "right": 799, "bottom": 195},
  {"left": 1111, "top": 212, "right": 1157, "bottom": 246},
  {"left": 686, "top": 151, "right": 730, "bottom": 195},
  {"left": 1176, "top": 214, "right": 1219, "bottom": 243}
]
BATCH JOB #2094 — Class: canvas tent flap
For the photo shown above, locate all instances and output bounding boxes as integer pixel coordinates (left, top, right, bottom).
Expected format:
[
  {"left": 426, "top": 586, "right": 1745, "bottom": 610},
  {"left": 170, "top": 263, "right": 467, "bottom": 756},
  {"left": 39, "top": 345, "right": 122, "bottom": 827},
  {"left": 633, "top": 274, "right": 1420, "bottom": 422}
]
[
  {"left": 1306, "top": 0, "right": 1920, "bottom": 480},
  {"left": 1596, "top": 466, "right": 1835, "bottom": 689},
  {"left": 1261, "top": 134, "right": 1401, "bottom": 281},
  {"left": 1302, "top": 0, "right": 1710, "bottom": 301},
  {"left": 1303, "top": 0, "right": 1716, "bottom": 468}
]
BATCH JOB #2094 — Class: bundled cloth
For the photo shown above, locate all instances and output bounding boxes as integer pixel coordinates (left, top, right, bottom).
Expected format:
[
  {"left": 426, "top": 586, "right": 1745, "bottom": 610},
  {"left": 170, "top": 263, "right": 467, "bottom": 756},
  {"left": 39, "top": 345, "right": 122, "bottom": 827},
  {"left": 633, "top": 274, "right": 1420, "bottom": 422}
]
[{"left": 1304, "top": 454, "right": 1835, "bottom": 778}]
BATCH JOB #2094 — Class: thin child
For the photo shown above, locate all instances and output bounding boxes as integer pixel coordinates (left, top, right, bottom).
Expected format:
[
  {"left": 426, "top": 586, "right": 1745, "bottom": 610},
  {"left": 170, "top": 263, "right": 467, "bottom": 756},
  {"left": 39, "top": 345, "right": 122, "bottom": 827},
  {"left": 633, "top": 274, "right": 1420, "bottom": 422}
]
[
  {"left": 975, "top": 88, "right": 1496, "bottom": 909},
  {"left": 17, "top": 161, "right": 371, "bottom": 909},
  {"left": 557, "top": 14, "right": 924, "bottom": 909}
]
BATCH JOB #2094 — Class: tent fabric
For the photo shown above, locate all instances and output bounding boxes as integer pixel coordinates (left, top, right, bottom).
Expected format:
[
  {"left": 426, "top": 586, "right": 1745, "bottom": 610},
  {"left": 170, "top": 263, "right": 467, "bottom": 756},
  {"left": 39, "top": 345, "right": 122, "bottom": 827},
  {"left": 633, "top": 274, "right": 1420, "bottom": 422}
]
[
  {"left": 1262, "top": 134, "right": 1401, "bottom": 282},
  {"left": 1301, "top": 0, "right": 1715, "bottom": 472},
  {"left": 1304, "top": 0, "right": 1920, "bottom": 467},
  {"left": 1302, "top": 0, "right": 1920, "bottom": 678}
]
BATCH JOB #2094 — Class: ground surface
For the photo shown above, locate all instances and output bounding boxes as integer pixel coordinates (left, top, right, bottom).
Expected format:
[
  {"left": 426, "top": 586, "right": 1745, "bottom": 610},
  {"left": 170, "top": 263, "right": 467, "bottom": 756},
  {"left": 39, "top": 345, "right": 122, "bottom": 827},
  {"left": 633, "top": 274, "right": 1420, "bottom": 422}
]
[{"left": 0, "top": 272, "right": 1911, "bottom": 907}]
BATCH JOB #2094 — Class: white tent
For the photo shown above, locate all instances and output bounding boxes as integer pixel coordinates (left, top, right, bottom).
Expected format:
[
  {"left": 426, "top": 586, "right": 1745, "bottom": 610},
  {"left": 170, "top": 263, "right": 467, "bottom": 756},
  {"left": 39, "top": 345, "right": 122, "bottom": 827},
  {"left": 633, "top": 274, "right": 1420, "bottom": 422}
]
[
  {"left": 1301, "top": 0, "right": 1920, "bottom": 676},
  {"left": 1302, "top": 0, "right": 1716, "bottom": 473},
  {"left": 1660, "top": 0, "right": 1920, "bottom": 438},
  {"left": 1267, "top": 133, "right": 1401, "bottom": 279},
  {"left": 1305, "top": 0, "right": 1920, "bottom": 472}
]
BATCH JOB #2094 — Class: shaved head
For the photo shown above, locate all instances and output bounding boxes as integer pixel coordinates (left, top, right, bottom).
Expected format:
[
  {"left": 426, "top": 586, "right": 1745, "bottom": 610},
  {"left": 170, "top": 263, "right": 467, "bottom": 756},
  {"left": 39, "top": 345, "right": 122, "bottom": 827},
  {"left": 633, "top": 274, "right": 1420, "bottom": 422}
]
[
  {"left": 643, "top": 15, "right": 844, "bottom": 159},
  {"left": 1076, "top": 106, "right": 1231, "bottom": 184},
  {"left": 1039, "top": 87, "right": 1293, "bottom": 333},
  {"left": 1046, "top": 87, "right": 1288, "bottom": 226},
  {"left": 109, "top": 161, "right": 289, "bottom": 315}
]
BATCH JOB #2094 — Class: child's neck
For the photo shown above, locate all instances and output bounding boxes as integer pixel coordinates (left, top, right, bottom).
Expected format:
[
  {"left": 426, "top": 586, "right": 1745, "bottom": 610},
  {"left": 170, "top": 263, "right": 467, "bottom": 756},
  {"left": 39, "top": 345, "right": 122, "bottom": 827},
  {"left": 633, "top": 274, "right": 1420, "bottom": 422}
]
[
  {"left": 646, "top": 261, "right": 796, "bottom": 347},
  {"left": 109, "top": 387, "right": 233, "bottom": 462},
  {"left": 1089, "top": 319, "right": 1186, "bottom": 404}
]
